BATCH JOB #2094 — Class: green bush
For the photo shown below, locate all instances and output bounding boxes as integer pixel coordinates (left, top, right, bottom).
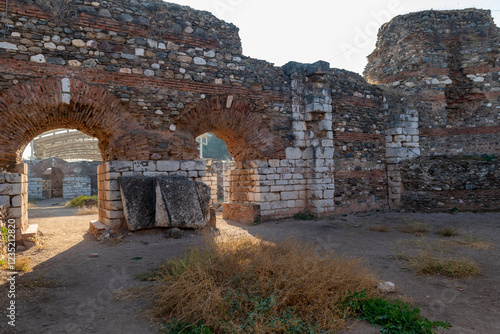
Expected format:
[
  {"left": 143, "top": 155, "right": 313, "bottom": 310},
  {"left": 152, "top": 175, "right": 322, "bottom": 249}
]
[
  {"left": 342, "top": 290, "right": 451, "bottom": 334},
  {"left": 67, "top": 195, "right": 98, "bottom": 208}
]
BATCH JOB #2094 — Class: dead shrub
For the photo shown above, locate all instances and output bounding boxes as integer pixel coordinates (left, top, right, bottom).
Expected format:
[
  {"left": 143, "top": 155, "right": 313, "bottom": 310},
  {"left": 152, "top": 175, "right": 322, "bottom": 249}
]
[{"left": 152, "top": 236, "right": 378, "bottom": 333}]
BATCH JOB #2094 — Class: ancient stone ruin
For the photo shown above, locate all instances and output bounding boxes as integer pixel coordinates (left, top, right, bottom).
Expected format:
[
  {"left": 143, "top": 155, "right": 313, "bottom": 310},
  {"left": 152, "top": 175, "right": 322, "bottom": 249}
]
[{"left": 0, "top": 0, "right": 498, "bottom": 239}]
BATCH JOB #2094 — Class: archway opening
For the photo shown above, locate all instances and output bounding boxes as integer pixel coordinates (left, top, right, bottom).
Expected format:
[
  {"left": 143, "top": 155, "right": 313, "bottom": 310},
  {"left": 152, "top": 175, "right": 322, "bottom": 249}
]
[
  {"left": 41, "top": 167, "right": 64, "bottom": 199},
  {"left": 197, "top": 133, "right": 233, "bottom": 205},
  {"left": 197, "top": 132, "right": 233, "bottom": 161},
  {"left": 24, "top": 129, "right": 101, "bottom": 202}
]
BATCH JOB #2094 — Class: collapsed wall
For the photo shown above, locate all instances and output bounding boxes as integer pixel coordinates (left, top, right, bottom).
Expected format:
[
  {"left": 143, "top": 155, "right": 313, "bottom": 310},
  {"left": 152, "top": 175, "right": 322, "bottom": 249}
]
[{"left": 365, "top": 9, "right": 500, "bottom": 211}]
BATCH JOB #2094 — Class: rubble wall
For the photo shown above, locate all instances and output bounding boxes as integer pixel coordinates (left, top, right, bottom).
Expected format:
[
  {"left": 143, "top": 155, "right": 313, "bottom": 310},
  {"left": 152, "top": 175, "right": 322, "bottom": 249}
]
[{"left": 366, "top": 9, "right": 500, "bottom": 212}]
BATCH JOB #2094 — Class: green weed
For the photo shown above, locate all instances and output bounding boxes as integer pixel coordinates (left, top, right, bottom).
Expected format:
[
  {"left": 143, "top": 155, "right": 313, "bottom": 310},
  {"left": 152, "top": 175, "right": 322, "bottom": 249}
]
[{"left": 342, "top": 290, "right": 451, "bottom": 334}]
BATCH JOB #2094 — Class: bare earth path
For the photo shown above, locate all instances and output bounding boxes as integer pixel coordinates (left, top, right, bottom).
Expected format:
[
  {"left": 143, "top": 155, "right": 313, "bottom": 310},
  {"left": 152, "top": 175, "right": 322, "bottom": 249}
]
[{"left": 1, "top": 199, "right": 499, "bottom": 333}]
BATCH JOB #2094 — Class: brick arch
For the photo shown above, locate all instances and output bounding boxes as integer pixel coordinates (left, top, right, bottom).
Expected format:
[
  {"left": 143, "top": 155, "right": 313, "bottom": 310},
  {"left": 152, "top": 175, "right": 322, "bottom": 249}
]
[
  {"left": 0, "top": 77, "right": 150, "bottom": 170},
  {"left": 176, "top": 96, "right": 286, "bottom": 161}
]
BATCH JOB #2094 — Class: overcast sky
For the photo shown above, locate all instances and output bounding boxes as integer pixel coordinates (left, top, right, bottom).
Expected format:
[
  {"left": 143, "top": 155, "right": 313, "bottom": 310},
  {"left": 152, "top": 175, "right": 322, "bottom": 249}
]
[{"left": 172, "top": 0, "right": 500, "bottom": 74}]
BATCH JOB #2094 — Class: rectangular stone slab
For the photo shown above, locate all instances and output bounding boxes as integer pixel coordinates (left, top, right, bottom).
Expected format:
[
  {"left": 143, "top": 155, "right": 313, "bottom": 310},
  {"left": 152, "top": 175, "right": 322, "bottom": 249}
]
[
  {"left": 119, "top": 177, "right": 156, "bottom": 231},
  {"left": 155, "top": 175, "right": 210, "bottom": 229}
]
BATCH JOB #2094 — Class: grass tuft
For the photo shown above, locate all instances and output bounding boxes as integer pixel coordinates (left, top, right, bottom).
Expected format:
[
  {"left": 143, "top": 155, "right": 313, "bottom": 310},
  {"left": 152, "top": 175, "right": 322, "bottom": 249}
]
[
  {"left": 3, "top": 256, "right": 33, "bottom": 272},
  {"left": 369, "top": 224, "right": 389, "bottom": 232},
  {"left": 405, "top": 251, "right": 481, "bottom": 278},
  {"left": 436, "top": 227, "right": 459, "bottom": 237},
  {"left": 152, "top": 236, "right": 378, "bottom": 333},
  {"left": 457, "top": 233, "right": 491, "bottom": 250},
  {"left": 398, "top": 219, "right": 429, "bottom": 235},
  {"left": 76, "top": 206, "right": 99, "bottom": 215},
  {"left": 67, "top": 195, "right": 98, "bottom": 208}
]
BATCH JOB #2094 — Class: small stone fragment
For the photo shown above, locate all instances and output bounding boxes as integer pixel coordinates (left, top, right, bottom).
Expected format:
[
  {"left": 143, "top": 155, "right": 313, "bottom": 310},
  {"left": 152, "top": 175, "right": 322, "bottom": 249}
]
[
  {"left": 377, "top": 282, "right": 396, "bottom": 293},
  {"left": 165, "top": 228, "right": 182, "bottom": 239}
]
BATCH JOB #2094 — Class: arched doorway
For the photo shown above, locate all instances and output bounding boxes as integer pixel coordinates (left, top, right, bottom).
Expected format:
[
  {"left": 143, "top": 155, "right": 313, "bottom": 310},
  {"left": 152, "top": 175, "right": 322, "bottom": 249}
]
[
  {"left": 197, "top": 132, "right": 233, "bottom": 204},
  {"left": 41, "top": 167, "right": 64, "bottom": 199}
]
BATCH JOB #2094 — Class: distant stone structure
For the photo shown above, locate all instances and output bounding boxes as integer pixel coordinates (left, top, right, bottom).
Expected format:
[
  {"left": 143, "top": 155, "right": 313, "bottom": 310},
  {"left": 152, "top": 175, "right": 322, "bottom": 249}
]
[
  {"left": 0, "top": 1, "right": 498, "bottom": 238},
  {"left": 26, "top": 158, "right": 100, "bottom": 199},
  {"left": 365, "top": 9, "right": 500, "bottom": 211}
]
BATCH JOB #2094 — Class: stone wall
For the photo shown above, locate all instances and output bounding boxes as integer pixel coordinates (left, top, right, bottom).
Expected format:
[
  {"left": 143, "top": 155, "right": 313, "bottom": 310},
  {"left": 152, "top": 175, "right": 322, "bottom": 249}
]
[
  {"left": 0, "top": 164, "right": 28, "bottom": 240},
  {"left": 400, "top": 157, "right": 500, "bottom": 211},
  {"left": 366, "top": 9, "right": 500, "bottom": 212},
  {"left": 26, "top": 158, "right": 99, "bottom": 199},
  {"left": 202, "top": 159, "right": 220, "bottom": 204},
  {"left": 1, "top": 2, "right": 500, "bottom": 231}
]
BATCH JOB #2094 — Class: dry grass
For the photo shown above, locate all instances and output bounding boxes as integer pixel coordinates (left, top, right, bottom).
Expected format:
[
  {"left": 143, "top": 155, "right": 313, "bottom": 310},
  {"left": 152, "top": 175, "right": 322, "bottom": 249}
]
[
  {"left": 18, "top": 272, "right": 62, "bottom": 289},
  {"left": 152, "top": 235, "right": 378, "bottom": 333},
  {"left": 76, "top": 206, "right": 99, "bottom": 215},
  {"left": 2, "top": 256, "right": 33, "bottom": 272},
  {"left": 369, "top": 224, "right": 389, "bottom": 232},
  {"left": 398, "top": 218, "right": 429, "bottom": 235},
  {"left": 455, "top": 233, "right": 492, "bottom": 250},
  {"left": 436, "top": 226, "right": 460, "bottom": 237},
  {"left": 406, "top": 251, "right": 481, "bottom": 278}
]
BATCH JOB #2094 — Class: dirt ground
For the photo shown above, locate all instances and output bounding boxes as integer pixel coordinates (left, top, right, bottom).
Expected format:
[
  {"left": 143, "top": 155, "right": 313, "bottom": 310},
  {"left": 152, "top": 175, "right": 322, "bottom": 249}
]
[{"left": 1, "top": 199, "right": 499, "bottom": 334}]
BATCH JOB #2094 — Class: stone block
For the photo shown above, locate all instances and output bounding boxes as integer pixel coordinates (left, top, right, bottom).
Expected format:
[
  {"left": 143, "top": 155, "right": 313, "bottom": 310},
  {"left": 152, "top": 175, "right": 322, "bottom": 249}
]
[
  {"left": 105, "top": 172, "right": 122, "bottom": 180},
  {"left": 119, "top": 177, "right": 156, "bottom": 231},
  {"left": 0, "top": 183, "right": 22, "bottom": 195},
  {"left": 8, "top": 207, "right": 22, "bottom": 218},
  {"left": 271, "top": 201, "right": 288, "bottom": 210},
  {"left": 155, "top": 176, "right": 210, "bottom": 229},
  {"left": 5, "top": 174, "right": 22, "bottom": 183},
  {"left": 268, "top": 159, "right": 281, "bottom": 168},
  {"left": 323, "top": 190, "right": 335, "bottom": 199},
  {"left": 156, "top": 161, "right": 180, "bottom": 172},
  {"left": 133, "top": 161, "right": 156, "bottom": 172},
  {"left": 101, "top": 190, "right": 122, "bottom": 201},
  {"left": 180, "top": 160, "right": 206, "bottom": 171},
  {"left": 259, "top": 167, "right": 276, "bottom": 174},
  {"left": 281, "top": 191, "right": 299, "bottom": 200},
  {"left": 102, "top": 200, "right": 123, "bottom": 211},
  {"left": 285, "top": 147, "right": 302, "bottom": 160},
  {"left": 262, "top": 193, "right": 281, "bottom": 202},
  {"left": 107, "top": 161, "right": 134, "bottom": 172},
  {"left": 121, "top": 172, "right": 144, "bottom": 177},
  {"left": 11, "top": 195, "right": 23, "bottom": 207},
  {"left": 0, "top": 196, "right": 10, "bottom": 206},
  {"left": 223, "top": 203, "right": 261, "bottom": 224}
]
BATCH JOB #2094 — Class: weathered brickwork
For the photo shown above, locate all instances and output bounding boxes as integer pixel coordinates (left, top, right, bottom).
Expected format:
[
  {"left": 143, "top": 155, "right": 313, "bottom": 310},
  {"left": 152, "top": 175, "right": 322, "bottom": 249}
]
[
  {"left": 1, "top": 1, "right": 499, "bottom": 233},
  {"left": 400, "top": 158, "right": 500, "bottom": 211},
  {"left": 366, "top": 9, "right": 500, "bottom": 211}
]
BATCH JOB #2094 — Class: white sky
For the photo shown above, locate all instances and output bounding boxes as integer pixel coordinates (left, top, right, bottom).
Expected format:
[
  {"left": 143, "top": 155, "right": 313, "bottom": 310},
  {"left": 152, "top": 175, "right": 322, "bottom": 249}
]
[{"left": 173, "top": 0, "right": 500, "bottom": 74}]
